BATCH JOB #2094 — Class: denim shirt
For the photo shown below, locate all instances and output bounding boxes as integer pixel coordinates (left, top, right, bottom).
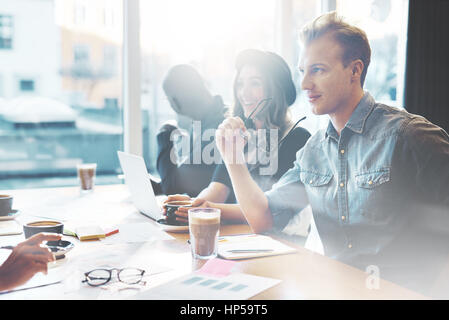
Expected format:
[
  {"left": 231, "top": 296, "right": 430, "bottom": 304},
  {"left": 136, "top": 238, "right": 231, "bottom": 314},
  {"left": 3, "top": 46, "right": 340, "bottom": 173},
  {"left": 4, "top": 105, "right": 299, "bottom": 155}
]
[{"left": 265, "top": 92, "right": 449, "bottom": 294}]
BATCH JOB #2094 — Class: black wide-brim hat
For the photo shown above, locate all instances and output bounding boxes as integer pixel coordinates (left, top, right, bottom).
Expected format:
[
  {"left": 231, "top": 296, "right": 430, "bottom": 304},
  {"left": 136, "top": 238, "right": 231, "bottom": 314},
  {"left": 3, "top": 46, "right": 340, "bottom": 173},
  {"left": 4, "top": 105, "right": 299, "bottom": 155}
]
[{"left": 235, "top": 49, "right": 297, "bottom": 106}]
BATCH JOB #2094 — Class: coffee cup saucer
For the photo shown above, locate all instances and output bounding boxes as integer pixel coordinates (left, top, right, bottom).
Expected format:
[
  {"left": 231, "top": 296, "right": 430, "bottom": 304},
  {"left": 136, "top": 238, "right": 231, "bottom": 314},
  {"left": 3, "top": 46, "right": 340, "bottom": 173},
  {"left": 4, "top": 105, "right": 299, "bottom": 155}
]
[
  {"left": 0, "top": 209, "right": 20, "bottom": 221},
  {"left": 157, "top": 218, "right": 189, "bottom": 233}
]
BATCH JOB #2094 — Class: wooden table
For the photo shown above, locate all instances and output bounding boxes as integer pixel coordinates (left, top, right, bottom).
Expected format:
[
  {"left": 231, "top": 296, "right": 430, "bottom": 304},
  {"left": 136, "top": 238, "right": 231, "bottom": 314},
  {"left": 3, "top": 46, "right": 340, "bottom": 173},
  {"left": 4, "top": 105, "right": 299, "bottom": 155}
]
[{"left": 0, "top": 184, "right": 427, "bottom": 300}]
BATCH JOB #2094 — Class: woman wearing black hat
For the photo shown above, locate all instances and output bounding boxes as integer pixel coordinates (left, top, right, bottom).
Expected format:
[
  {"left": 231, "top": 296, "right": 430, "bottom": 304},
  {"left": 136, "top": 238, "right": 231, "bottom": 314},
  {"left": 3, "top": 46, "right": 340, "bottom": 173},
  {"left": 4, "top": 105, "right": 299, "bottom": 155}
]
[{"left": 165, "top": 49, "right": 310, "bottom": 224}]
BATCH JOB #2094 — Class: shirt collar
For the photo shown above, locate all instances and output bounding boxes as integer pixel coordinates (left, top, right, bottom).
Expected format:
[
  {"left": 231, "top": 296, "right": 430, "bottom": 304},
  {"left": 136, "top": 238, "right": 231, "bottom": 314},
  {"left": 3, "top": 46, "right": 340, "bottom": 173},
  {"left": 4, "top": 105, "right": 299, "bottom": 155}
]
[
  {"left": 345, "top": 92, "right": 375, "bottom": 134},
  {"left": 325, "top": 92, "right": 375, "bottom": 140}
]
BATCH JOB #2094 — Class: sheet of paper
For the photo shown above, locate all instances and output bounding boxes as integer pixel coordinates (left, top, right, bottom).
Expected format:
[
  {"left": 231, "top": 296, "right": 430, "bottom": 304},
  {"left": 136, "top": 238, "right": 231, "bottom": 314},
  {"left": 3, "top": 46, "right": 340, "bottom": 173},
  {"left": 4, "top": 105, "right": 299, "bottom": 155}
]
[
  {"left": 100, "top": 222, "right": 174, "bottom": 244},
  {"left": 65, "top": 242, "right": 173, "bottom": 300},
  {"left": 134, "top": 272, "right": 281, "bottom": 300},
  {"left": 0, "top": 220, "right": 22, "bottom": 236},
  {"left": 218, "top": 234, "right": 297, "bottom": 260},
  {"left": 64, "top": 243, "right": 173, "bottom": 274}
]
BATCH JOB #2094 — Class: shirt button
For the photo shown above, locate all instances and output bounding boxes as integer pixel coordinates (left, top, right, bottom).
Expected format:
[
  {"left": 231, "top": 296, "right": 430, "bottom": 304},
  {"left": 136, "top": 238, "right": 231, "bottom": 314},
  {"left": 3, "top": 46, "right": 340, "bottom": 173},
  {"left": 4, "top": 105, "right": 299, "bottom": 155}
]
[
  {"left": 341, "top": 215, "right": 346, "bottom": 221},
  {"left": 348, "top": 243, "right": 353, "bottom": 249},
  {"left": 340, "top": 149, "right": 345, "bottom": 154},
  {"left": 368, "top": 180, "right": 373, "bottom": 185},
  {"left": 340, "top": 182, "right": 344, "bottom": 187},
  {"left": 309, "top": 180, "right": 313, "bottom": 184}
]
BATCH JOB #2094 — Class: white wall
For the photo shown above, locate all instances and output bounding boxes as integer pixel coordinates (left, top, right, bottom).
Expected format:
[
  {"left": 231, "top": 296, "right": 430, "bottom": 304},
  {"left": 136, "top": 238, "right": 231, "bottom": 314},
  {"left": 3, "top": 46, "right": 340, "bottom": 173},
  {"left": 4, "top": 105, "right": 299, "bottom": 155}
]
[{"left": 0, "top": 0, "right": 61, "bottom": 99}]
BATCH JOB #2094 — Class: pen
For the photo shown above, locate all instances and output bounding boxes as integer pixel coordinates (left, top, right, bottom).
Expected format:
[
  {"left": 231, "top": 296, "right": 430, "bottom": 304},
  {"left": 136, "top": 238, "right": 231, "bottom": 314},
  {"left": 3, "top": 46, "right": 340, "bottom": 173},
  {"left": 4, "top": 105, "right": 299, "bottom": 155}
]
[
  {"left": 226, "top": 249, "right": 274, "bottom": 253},
  {"left": 218, "top": 233, "right": 255, "bottom": 239},
  {"left": 0, "top": 280, "right": 62, "bottom": 295},
  {"left": 239, "top": 98, "right": 272, "bottom": 140}
]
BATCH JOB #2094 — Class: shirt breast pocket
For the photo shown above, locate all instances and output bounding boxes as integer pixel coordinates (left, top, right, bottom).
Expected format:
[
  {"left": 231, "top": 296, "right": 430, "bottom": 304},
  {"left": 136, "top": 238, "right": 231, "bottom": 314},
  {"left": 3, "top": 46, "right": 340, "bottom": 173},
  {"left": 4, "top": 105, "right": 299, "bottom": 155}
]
[
  {"left": 300, "top": 171, "right": 333, "bottom": 187},
  {"left": 354, "top": 167, "right": 391, "bottom": 223},
  {"left": 355, "top": 167, "right": 390, "bottom": 189}
]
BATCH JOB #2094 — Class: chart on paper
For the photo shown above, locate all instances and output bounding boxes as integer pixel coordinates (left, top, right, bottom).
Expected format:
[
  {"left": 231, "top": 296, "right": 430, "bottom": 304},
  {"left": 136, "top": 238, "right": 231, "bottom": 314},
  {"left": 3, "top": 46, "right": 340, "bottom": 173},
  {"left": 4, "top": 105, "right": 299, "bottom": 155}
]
[{"left": 134, "top": 272, "right": 281, "bottom": 300}]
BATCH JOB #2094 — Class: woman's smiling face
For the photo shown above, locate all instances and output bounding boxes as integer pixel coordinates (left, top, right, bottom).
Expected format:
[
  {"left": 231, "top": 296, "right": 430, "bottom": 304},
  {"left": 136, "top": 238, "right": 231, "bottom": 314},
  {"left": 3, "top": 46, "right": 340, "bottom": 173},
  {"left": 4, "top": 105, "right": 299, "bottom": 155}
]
[{"left": 236, "top": 64, "right": 266, "bottom": 118}]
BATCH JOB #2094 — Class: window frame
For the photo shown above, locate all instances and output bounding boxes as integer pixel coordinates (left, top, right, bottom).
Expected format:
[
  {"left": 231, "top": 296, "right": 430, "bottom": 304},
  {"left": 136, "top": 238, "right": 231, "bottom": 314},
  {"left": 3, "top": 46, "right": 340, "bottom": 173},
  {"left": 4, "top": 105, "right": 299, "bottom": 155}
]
[{"left": 122, "top": 0, "right": 142, "bottom": 156}]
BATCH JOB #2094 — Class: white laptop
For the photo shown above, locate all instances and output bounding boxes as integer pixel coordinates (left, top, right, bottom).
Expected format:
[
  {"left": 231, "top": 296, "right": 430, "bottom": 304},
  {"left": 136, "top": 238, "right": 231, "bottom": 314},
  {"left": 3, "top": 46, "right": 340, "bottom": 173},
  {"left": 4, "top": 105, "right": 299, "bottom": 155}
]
[
  {"left": 117, "top": 151, "right": 163, "bottom": 221},
  {"left": 117, "top": 151, "right": 189, "bottom": 232}
]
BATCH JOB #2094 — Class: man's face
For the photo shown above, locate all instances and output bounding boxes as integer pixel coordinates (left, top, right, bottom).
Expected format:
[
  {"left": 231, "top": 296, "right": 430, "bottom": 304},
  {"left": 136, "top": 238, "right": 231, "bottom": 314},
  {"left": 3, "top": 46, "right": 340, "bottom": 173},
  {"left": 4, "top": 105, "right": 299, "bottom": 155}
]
[{"left": 298, "top": 34, "right": 354, "bottom": 116}]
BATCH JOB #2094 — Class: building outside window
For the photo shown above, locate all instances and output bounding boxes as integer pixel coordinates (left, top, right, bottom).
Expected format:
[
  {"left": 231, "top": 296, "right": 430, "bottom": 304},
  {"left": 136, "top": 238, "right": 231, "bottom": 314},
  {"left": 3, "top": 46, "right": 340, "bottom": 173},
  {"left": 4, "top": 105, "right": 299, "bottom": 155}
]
[
  {"left": 73, "top": 44, "right": 90, "bottom": 65},
  {"left": 103, "top": 45, "right": 118, "bottom": 76},
  {"left": 19, "top": 79, "right": 35, "bottom": 92},
  {"left": 0, "top": 15, "right": 13, "bottom": 49},
  {"left": 0, "top": 0, "right": 123, "bottom": 190},
  {"left": 73, "top": 0, "right": 87, "bottom": 26}
]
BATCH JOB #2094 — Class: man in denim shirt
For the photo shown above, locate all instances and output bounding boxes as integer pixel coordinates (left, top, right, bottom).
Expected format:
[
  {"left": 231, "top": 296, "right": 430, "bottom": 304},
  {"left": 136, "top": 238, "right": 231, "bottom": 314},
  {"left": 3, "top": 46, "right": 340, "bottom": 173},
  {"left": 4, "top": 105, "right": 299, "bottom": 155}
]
[{"left": 214, "top": 12, "right": 449, "bottom": 296}]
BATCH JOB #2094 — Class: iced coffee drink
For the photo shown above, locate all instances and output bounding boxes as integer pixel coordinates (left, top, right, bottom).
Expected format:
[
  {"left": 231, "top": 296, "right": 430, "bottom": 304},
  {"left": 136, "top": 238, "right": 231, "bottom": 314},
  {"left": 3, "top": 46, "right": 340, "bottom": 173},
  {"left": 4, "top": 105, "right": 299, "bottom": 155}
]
[
  {"left": 77, "top": 163, "right": 97, "bottom": 193},
  {"left": 188, "top": 208, "right": 221, "bottom": 259}
]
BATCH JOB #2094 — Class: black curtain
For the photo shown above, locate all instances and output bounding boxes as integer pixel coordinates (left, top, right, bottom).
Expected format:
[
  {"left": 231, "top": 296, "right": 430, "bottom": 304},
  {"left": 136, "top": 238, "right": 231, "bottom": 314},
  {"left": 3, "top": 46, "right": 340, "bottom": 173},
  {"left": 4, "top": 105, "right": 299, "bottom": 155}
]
[{"left": 404, "top": 0, "right": 449, "bottom": 133}]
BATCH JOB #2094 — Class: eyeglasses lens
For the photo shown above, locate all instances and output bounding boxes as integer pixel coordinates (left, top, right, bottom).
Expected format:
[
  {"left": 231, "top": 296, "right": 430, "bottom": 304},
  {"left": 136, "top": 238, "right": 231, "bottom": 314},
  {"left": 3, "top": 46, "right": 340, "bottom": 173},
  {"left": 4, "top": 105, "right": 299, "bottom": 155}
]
[
  {"left": 86, "top": 269, "right": 111, "bottom": 286},
  {"left": 118, "top": 268, "right": 144, "bottom": 285}
]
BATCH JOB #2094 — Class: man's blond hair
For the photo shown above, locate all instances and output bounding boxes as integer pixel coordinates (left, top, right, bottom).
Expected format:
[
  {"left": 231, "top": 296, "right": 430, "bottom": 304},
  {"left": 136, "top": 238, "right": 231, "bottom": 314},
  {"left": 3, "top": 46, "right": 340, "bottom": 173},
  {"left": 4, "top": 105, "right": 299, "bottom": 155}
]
[{"left": 299, "top": 11, "right": 371, "bottom": 87}]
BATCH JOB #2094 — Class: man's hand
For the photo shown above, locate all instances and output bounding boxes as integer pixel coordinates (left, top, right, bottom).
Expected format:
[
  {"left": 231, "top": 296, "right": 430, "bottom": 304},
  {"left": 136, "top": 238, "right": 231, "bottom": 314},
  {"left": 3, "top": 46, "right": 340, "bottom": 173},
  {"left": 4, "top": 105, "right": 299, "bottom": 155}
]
[
  {"left": 0, "top": 233, "right": 62, "bottom": 292},
  {"left": 215, "top": 117, "right": 247, "bottom": 165}
]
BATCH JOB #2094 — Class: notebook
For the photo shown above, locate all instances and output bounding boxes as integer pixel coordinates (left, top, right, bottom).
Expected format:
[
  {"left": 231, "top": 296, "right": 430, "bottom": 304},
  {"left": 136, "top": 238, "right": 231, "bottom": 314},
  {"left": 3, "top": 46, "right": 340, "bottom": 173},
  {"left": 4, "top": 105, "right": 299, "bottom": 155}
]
[
  {"left": 74, "top": 225, "right": 119, "bottom": 241},
  {"left": 217, "top": 234, "right": 297, "bottom": 260}
]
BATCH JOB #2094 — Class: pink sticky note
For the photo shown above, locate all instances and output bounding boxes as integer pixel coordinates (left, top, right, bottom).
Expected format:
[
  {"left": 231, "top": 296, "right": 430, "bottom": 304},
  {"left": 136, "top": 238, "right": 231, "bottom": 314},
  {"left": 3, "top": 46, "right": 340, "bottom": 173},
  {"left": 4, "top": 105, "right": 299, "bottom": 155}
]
[{"left": 197, "top": 258, "right": 236, "bottom": 277}]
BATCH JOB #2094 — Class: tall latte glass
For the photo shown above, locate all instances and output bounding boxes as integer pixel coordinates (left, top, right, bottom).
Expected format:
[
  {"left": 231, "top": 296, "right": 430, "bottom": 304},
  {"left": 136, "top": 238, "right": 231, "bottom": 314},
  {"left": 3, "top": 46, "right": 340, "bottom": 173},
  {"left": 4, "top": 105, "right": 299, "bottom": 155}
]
[
  {"left": 188, "top": 208, "right": 221, "bottom": 259},
  {"left": 77, "top": 163, "right": 97, "bottom": 193}
]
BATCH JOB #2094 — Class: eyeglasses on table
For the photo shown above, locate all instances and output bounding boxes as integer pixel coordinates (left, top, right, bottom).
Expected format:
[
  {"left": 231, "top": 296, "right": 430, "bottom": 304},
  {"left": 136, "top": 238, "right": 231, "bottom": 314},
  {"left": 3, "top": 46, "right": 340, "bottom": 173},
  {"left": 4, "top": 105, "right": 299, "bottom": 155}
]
[{"left": 82, "top": 268, "right": 146, "bottom": 287}]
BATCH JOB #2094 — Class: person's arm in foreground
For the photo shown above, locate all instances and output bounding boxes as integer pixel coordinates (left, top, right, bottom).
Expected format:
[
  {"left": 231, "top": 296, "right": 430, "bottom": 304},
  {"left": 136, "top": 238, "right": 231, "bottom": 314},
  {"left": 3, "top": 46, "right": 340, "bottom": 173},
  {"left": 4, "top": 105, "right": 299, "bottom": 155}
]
[
  {"left": 215, "top": 117, "right": 273, "bottom": 233},
  {"left": 0, "top": 232, "right": 62, "bottom": 292}
]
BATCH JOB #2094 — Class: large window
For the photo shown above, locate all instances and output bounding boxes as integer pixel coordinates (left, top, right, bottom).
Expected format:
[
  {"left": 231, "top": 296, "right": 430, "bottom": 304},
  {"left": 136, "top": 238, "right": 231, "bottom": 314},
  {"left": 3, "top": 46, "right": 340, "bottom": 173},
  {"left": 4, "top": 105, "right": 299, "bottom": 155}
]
[
  {"left": 0, "top": 0, "right": 409, "bottom": 189},
  {"left": 0, "top": 0, "right": 124, "bottom": 189}
]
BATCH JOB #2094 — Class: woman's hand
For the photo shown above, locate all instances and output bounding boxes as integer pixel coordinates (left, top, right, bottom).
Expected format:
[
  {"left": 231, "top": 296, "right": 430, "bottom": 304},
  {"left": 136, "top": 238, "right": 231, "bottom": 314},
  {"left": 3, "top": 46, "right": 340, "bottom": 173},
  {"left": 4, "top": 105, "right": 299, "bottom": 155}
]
[
  {"left": 0, "top": 232, "right": 62, "bottom": 292},
  {"left": 162, "top": 194, "right": 192, "bottom": 217},
  {"left": 174, "top": 198, "right": 211, "bottom": 224},
  {"left": 215, "top": 117, "right": 247, "bottom": 165}
]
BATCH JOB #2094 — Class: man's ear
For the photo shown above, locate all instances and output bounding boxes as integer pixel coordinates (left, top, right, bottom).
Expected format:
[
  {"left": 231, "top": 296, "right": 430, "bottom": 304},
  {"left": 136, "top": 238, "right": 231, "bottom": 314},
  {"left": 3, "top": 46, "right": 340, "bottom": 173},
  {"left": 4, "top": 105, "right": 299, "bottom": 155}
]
[{"left": 350, "top": 59, "right": 364, "bottom": 82}]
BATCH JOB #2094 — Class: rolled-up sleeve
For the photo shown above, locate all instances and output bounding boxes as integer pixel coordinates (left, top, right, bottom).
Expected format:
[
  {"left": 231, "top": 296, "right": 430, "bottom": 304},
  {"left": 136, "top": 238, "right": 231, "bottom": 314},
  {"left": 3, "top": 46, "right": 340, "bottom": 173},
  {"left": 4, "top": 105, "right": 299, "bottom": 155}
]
[{"left": 265, "top": 149, "right": 309, "bottom": 230}]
